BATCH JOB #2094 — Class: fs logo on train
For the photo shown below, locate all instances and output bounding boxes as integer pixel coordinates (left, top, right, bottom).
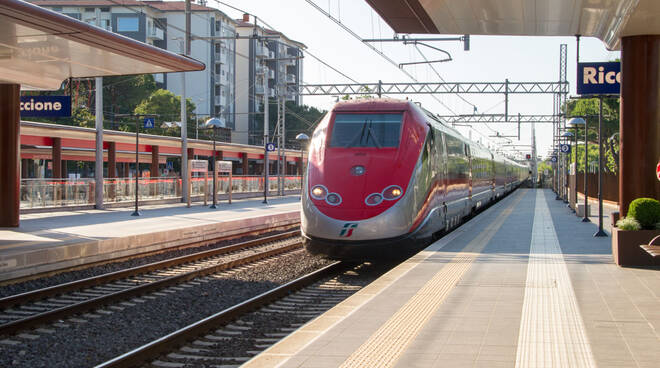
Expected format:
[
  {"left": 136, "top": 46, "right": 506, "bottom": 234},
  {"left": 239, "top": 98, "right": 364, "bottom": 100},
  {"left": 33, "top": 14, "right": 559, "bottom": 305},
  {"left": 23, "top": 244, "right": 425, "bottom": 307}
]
[{"left": 339, "top": 223, "right": 358, "bottom": 237}]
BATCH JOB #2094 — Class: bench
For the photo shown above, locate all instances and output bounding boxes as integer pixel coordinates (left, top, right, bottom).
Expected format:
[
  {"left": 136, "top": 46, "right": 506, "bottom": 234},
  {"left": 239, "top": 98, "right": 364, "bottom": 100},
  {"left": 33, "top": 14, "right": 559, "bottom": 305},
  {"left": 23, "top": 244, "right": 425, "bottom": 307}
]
[{"left": 640, "top": 235, "right": 660, "bottom": 258}]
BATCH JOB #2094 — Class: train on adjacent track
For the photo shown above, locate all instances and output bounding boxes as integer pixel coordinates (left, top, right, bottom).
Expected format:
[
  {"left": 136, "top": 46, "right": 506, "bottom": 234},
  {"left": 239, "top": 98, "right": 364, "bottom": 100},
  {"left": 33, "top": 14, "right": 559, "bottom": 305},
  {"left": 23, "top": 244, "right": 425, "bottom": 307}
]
[{"left": 300, "top": 98, "right": 530, "bottom": 259}]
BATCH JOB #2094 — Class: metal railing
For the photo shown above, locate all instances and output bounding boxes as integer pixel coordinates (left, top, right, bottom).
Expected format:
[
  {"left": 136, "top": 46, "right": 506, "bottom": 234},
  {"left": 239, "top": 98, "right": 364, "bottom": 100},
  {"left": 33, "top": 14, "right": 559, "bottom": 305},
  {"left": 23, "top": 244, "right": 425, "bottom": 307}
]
[{"left": 20, "top": 176, "right": 302, "bottom": 209}]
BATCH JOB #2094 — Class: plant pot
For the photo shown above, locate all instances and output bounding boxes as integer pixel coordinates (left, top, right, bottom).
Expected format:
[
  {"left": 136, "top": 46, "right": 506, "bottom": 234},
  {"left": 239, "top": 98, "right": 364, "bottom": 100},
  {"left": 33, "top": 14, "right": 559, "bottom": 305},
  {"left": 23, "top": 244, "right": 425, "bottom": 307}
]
[{"left": 611, "top": 227, "right": 660, "bottom": 267}]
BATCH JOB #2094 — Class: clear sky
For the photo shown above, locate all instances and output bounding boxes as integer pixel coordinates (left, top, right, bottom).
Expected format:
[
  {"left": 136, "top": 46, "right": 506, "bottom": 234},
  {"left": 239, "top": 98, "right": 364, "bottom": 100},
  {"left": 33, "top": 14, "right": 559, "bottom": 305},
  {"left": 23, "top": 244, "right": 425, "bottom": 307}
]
[{"left": 210, "top": 0, "right": 620, "bottom": 159}]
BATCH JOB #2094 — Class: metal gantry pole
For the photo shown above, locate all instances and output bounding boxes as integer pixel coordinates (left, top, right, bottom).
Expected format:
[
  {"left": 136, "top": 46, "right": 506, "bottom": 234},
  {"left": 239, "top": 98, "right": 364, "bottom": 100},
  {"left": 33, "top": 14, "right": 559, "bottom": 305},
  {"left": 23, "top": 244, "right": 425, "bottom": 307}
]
[
  {"left": 95, "top": 76, "right": 104, "bottom": 210},
  {"left": 263, "top": 61, "right": 269, "bottom": 204},
  {"left": 210, "top": 127, "right": 217, "bottom": 209},
  {"left": 594, "top": 96, "right": 607, "bottom": 236}
]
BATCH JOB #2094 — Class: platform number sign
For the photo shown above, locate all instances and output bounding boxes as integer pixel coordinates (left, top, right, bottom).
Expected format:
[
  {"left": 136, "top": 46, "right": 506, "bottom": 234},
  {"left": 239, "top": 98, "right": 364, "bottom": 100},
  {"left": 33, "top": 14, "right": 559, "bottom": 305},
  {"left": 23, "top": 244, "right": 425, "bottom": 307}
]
[
  {"left": 551, "top": 156, "right": 557, "bottom": 163},
  {"left": 265, "top": 142, "right": 276, "bottom": 152},
  {"left": 143, "top": 117, "right": 155, "bottom": 129},
  {"left": 560, "top": 144, "right": 571, "bottom": 154}
]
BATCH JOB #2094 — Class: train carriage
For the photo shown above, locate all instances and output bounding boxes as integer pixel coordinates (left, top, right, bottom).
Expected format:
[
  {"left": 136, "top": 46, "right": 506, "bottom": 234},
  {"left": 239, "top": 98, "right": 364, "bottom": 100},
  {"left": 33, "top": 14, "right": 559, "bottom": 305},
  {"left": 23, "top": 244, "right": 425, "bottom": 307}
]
[{"left": 301, "top": 98, "right": 528, "bottom": 259}]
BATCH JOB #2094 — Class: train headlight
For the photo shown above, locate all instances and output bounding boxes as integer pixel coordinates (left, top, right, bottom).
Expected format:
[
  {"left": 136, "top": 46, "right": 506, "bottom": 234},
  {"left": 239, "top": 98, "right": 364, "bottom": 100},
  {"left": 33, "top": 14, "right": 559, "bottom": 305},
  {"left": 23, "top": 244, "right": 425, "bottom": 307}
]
[
  {"left": 326, "top": 193, "right": 342, "bottom": 206},
  {"left": 310, "top": 185, "right": 328, "bottom": 200},
  {"left": 365, "top": 193, "right": 383, "bottom": 206},
  {"left": 382, "top": 185, "right": 403, "bottom": 200}
]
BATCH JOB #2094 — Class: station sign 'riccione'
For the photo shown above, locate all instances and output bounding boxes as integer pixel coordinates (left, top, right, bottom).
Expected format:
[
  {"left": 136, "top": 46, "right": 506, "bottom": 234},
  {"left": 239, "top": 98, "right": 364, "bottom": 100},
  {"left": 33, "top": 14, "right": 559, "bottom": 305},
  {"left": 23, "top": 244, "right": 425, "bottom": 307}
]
[
  {"left": 20, "top": 96, "right": 71, "bottom": 117},
  {"left": 577, "top": 62, "right": 621, "bottom": 95}
]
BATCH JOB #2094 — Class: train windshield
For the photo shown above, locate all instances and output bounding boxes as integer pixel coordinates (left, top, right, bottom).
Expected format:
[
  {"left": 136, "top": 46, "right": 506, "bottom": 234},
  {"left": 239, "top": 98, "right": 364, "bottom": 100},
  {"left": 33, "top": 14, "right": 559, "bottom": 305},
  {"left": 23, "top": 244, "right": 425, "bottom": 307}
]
[{"left": 329, "top": 113, "right": 402, "bottom": 148}]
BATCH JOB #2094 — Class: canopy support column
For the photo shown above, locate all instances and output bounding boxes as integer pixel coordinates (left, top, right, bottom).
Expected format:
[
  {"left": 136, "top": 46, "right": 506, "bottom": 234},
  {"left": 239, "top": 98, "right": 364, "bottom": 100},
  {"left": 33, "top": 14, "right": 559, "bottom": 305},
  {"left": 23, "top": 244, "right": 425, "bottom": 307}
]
[
  {"left": 0, "top": 84, "right": 21, "bottom": 227},
  {"left": 620, "top": 35, "right": 660, "bottom": 215}
]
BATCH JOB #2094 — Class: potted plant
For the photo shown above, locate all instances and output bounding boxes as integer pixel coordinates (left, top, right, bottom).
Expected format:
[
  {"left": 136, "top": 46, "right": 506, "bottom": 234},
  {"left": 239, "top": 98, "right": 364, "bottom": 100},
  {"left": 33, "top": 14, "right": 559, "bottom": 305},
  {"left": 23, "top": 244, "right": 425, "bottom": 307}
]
[{"left": 612, "top": 198, "right": 660, "bottom": 266}]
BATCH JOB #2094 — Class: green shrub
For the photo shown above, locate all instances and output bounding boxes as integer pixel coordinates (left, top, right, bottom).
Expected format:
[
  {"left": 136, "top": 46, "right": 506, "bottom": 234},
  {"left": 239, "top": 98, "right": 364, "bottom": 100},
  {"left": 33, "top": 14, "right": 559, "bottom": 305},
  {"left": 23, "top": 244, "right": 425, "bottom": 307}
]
[
  {"left": 628, "top": 198, "right": 660, "bottom": 229},
  {"left": 616, "top": 217, "right": 642, "bottom": 231}
]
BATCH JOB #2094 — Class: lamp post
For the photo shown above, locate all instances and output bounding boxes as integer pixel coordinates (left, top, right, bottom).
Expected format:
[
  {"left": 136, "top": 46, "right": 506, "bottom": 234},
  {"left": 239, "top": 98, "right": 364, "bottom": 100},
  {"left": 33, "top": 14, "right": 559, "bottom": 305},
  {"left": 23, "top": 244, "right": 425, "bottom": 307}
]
[
  {"left": 295, "top": 133, "right": 309, "bottom": 199},
  {"left": 594, "top": 96, "right": 607, "bottom": 237},
  {"left": 567, "top": 117, "right": 589, "bottom": 218},
  {"left": 203, "top": 117, "right": 225, "bottom": 209},
  {"left": 561, "top": 131, "right": 574, "bottom": 203}
]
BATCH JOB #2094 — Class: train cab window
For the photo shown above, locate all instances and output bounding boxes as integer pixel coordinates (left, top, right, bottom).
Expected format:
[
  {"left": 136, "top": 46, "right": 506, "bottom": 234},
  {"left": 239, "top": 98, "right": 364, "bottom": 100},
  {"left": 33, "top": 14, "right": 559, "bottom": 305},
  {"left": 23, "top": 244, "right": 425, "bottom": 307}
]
[{"left": 329, "top": 113, "right": 402, "bottom": 148}]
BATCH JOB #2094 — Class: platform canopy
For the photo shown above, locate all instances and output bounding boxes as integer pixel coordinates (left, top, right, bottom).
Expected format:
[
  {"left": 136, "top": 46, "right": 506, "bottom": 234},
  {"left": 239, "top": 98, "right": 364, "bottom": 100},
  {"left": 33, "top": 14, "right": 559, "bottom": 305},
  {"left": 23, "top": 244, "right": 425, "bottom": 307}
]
[
  {"left": 0, "top": 0, "right": 205, "bottom": 90},
  {"left": 364, "top": 0, "right": 660, "bottom": 50}
]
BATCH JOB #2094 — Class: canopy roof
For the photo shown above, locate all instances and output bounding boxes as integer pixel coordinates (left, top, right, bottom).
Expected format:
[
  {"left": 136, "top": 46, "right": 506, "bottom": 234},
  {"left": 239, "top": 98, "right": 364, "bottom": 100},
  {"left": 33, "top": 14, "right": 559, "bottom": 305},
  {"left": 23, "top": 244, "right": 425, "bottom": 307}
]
[
  {"left": 365, "top": 0, "right": 660, "bottom": 50},
  {"left": 0, "top": 0, "right": 205, "bottom": 90}
]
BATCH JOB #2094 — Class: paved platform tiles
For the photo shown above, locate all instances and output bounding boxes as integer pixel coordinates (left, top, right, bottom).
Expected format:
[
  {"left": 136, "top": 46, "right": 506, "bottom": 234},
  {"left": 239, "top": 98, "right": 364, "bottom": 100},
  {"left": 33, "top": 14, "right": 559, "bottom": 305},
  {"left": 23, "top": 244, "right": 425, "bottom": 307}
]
[
  {"left": 0, "top": 196, "right": 300, "bottom": 281},
  {"left": 246, "top": 189, "right": 660, "bottom": 368}
]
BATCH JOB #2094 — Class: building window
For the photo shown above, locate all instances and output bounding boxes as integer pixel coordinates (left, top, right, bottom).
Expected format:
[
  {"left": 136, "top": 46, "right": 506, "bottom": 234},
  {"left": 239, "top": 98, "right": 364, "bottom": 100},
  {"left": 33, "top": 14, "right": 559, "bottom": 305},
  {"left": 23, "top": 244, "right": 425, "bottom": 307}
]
[
  {"left": 215, "top": 43, "right": 221, "bottom": 53},
  {"left": 84, "top": 7, "right": 95, "bottom": 12},
  {"left": 52, "top": 6, "right": 62, "bottom": 11},
  {"left": 100, "top": 7, "right": 110, "bottom": 12},
  {"left": 117, "top": 17, "right": 139, "bottom": 32},
  {"left": 215, "top": 64, "right": 221, "bottom": 74}
]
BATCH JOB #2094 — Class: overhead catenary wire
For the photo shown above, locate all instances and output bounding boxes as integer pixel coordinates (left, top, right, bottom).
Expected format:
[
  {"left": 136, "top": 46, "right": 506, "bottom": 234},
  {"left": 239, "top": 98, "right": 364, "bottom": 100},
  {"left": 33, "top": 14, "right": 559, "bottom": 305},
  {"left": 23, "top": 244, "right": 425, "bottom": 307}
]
[{"left": 304, "top": 0, "right": 461, "bottom": 115}]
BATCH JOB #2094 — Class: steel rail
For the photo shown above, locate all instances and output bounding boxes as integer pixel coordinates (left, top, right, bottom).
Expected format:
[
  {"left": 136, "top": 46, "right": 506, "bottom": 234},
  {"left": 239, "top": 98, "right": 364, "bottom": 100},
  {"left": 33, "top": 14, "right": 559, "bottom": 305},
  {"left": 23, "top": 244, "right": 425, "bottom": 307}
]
[
  {"left": 95, "top": 261, "right": 345, "bottom": 368},
  {"left": 0, "top": 235, "right": 302, "bottom": 335},
  {"left": 0, "top": 231, "right": 298, "bottom": 310}
]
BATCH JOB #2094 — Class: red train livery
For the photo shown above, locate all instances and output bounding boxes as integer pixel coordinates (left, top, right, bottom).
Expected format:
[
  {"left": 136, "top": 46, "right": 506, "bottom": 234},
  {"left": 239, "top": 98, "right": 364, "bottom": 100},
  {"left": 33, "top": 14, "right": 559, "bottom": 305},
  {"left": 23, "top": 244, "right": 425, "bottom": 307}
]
[{"left": 301, "top": 98, "right": 528, "bottom": 259}]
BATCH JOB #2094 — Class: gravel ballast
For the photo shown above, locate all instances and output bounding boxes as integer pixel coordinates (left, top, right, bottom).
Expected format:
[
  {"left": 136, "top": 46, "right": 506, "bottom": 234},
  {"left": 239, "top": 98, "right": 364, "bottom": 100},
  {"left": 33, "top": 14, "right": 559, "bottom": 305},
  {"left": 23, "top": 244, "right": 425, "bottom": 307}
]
[
  {"left": 0, "top": 250, "right": 331, "bottom": 368},
  {"left": 0, "top": 229, "right": 296, "bottom": 298}
]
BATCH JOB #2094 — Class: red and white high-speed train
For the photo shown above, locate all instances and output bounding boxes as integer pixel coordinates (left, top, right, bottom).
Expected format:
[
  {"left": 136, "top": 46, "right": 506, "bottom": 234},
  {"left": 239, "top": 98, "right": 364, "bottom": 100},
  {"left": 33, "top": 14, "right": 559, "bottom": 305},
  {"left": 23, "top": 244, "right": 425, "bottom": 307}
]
[{"left": 301, "top": 98, "right": 529, "bottom": 259}]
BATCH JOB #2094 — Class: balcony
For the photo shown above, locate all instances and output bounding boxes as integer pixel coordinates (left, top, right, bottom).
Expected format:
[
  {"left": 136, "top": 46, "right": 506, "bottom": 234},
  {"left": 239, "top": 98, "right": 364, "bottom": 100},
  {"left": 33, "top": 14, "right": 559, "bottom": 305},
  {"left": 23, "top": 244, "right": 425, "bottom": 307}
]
[
  {"left": 286, "top": 74, "right": 295, "bottom": 84},
  {"left": 284, "top": 58, "right": 296, "bottom": 66},
  {"left": 254, "top": 85, "right": 265, "bottom": 95},
  {"left": 256, "top": 66, "right": 266, "bottom": 75},
  {"left": 269, "top": 50, "right": 275, "bottom": 59},
  {"left": 268, "top": 69, "right": 275, "bottom": 79},
  {"left": 146, "top": 25, "right": 164, "bottom": 40},
  {"left": 214, "top": 95, "right": 222, "bottom": 105},
  {"left": 214, "top": 75, "right": 225, "bottom": 85},
  {"left": 256, "top": 46, "right": 268, "bottom": 58}
]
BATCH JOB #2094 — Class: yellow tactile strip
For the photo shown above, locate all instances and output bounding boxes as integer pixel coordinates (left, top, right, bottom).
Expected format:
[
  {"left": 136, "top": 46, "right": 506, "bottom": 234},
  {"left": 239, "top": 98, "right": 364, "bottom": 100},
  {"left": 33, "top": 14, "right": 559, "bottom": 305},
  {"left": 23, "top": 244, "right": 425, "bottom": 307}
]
[
  {"left": 514, "top": 191, "right": 596, "bottom": 367},
  {"left": 338, "top": 193, "right": 525, "bottom": 368},
  {"left": 243, "top": 191, "right": 525, "bottom": 368}
]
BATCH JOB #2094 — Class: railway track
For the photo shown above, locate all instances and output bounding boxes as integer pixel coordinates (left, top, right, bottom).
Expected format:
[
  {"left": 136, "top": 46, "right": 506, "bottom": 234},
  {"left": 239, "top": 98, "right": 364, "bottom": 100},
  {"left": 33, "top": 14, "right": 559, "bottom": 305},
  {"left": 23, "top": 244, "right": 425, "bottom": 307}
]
[
  {"left": 0, "top": 231, "right": 302, "bottom": 336},
  {"left": 95, "top": 261, "right": 389, "bottom": 368}
]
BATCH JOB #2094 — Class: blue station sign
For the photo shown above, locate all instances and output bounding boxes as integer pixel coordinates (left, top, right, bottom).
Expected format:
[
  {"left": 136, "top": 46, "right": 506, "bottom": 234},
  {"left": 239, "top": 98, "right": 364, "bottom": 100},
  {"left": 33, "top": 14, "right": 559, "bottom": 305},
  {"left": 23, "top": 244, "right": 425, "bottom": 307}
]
[
  {"left": 577, "top": 62, "right": 620, "bottom": 95},
  {"left": 20, "top": 96, "right": 71, "bottom": 117},
  {"left": 143, "top": 117, "right": 155, "bottom": 129}
]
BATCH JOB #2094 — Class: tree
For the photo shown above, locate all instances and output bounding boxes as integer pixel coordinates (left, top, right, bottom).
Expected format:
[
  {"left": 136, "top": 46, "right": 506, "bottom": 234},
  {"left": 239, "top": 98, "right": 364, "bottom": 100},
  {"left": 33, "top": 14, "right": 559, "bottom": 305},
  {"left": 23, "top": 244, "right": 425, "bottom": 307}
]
[
  {"left": 132, "top": 89, "right": 196, "bottom": 137},
  {"left": 564, "top": 97, "right": 619, "bottom": 173},
  {"left": 104, "top": 75, "right": 157, "bottom": 128}
]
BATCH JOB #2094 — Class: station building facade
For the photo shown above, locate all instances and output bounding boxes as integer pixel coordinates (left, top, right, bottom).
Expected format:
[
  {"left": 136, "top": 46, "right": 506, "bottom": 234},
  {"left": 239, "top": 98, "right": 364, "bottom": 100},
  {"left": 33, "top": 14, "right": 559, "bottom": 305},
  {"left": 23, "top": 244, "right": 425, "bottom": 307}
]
[
  {"left": 234, "top": 17, "right": 305, "bottom": 145},
  {"left": 31, "top": 0, "right": 238, "bottom": 130}
]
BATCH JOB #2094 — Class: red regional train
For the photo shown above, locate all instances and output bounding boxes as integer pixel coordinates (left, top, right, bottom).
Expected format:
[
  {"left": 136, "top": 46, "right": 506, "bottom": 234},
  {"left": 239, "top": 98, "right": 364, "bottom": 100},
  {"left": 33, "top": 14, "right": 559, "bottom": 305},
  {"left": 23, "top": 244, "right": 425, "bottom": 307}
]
[{"left": 301, "top": 98, "right": 529, "bottom": 259}]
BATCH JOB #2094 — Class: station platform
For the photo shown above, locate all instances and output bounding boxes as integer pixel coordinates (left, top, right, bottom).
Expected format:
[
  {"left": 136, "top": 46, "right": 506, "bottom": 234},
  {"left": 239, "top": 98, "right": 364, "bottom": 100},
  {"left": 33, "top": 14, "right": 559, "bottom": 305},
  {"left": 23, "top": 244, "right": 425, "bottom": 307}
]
[
  {"left": 0, "top": 196, "right": 300, "bottom": 282},
  {"left": 246, "top": 189, "right": 660, "bottom": 368}
]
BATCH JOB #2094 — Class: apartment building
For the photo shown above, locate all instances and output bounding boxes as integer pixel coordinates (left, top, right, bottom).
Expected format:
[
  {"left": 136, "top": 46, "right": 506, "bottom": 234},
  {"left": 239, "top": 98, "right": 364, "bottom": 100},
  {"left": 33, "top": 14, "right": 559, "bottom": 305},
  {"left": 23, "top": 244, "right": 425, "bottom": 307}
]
[
  {"left": 234, "top": 16, "right": 305, "bottom": 145},
  {"left": 31, "top": 0, "right": 236, "bottom": 130}
]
